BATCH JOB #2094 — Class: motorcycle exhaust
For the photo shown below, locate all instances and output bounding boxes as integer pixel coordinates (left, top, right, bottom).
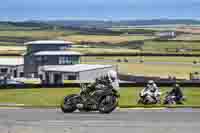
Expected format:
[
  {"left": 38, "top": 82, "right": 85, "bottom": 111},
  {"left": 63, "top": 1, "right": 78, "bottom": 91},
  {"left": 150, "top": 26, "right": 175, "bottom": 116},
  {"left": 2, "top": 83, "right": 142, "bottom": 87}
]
[{"left": 76, "top": 104, "right": 84, "bottom": 109}]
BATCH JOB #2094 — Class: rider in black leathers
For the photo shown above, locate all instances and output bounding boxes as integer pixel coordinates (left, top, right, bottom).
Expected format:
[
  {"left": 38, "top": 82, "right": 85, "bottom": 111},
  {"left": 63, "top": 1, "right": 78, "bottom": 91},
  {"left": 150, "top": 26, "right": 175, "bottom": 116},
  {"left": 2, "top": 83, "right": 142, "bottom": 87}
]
[
  {"left": 168, "top": 84, "right": 184, "bottom": 104},
  {"left": 81, "top": 70, "right": 120, "bottom": 99}
]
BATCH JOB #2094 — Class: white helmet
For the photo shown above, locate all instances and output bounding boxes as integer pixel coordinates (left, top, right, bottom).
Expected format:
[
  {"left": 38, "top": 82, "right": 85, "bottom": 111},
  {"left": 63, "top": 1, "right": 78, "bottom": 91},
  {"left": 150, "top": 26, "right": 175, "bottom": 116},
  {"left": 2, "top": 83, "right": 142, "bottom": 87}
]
[
  {"left": 148, "top": 80, "right": 154, "bottom": 85},
  {"left": 107, "top": 70, "right": 118, "bottom": 82}
]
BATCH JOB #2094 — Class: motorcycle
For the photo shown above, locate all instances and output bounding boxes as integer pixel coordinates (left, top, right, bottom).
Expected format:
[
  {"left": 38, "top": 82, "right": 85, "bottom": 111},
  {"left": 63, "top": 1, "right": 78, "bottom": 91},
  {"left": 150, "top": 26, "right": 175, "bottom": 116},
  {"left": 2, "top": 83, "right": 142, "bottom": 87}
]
[
  {"left": 163, "top": 92, "right": 186, "bottom": 105},
  {"left": 61, "top": 83, "right": 120, "bottom": 113},
  {"left": 138, "top": 89, "right": 161, "bottom": 105}
]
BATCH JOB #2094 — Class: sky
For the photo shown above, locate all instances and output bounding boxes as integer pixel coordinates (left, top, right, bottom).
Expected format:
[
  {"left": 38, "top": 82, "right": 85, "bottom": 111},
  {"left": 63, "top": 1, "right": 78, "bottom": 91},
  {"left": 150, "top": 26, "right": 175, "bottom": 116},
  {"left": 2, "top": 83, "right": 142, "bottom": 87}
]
[{"left": 0, "top": 0, "right": 200, "bottom": 21}]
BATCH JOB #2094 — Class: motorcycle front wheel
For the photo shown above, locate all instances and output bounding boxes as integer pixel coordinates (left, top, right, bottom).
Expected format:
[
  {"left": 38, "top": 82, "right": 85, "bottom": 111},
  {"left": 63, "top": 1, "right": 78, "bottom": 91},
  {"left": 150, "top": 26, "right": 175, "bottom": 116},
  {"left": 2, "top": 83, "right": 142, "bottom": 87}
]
[
  {"left": 98, "top": 95, "right": 118, "bottom": 114},
  {"left": 60, "top": 94, "right": 79, "bottom": 113}
]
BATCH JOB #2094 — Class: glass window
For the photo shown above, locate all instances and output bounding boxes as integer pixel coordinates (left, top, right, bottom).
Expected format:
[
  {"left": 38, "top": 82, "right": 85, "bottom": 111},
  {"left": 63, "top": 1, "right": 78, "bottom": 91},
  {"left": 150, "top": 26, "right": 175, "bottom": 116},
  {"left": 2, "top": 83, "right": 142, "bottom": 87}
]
[
  {"left": 58, "top": 57, "right": 63, "bottom": 64},
  {"left": 43, "top": 56, "right": 48, "bottom": 61},
  {"left": 1, "top": 68, "right": 8, "bottom": 73},
  {"left": 20, "top": 72, "right": 24, "bottom": 77},
  {"left": 59, "top": 46, "right": 69, "bottom": 50},
  {"left": 59, "top": 56, "right": 79, "bottom": 65},
  {"left": 59, "top": 56, "right": 70, "bottom": 65},
  {"left": 59, "top": 56, "right": 67, "bottom": 65},
  {"left": 68, "top": 75, "right": 77, "bottom": 80},
  {"left": 36, "top": 56, "right": 42, "bottom": 61}
]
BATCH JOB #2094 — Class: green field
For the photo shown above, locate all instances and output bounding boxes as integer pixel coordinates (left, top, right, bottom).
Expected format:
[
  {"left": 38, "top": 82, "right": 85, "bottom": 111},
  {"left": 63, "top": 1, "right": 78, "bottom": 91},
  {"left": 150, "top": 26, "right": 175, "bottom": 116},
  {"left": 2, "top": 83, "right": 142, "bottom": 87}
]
[
  {"left": 96, "top": 62, "right": 198, "bottom": 79},
  {"left": 143, "top": 41, "right": 200, "bottom": 53},
  {"left": 0, "top": 28, "right": 153, "bottom": 46},
  {"left": 0, "top": 46, "right": 26, "bottom": 51},
  {"left": 0, "top": 87, "right": 199, "bottom": 107},
  {"left": 0, "top": 55, "right": 197, "bottom": 79},
  {"left": 0, "top": 30, "right": 78, "bottom": 38},
  {"left": 109, "top": 26, "right": 178, "bottom": 32},
  {"left": 82, "top": 56, "right": 200, "bottom": 63},
  {"left": 70, "top": 48, "right": 140, "bottom": 54},
  {"left": 58, "top": 34, "right": 154, "bottom": 44},
  {"left": 83, "top": 56, "right": 199, "bottom": 79},
  {"left": 172, "top": 34, "right": 200, "bottom": 41},
  {"left": 1, "top": 26, "right": 200, "bottom": 55},
  {"left": 71, "top": 40, "right": 200, "bottom": 54}
]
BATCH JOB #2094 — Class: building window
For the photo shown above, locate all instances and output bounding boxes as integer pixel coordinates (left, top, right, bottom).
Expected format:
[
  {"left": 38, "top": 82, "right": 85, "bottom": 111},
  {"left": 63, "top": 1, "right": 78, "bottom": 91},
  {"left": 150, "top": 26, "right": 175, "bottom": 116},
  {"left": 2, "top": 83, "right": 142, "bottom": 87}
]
[
  {"left": 59, "top": 56, "right": 79, "bottom": 65},
  {"left": 43, "top": 56, "right": 48, "bottom": 61},
  {"left": 72, "top": 56, "right": 79, "bottom": 64},
  {"left": 28, "top": 73, "right": 35, "bottom": 78},
  {"left": 59, "top": 56, "right": 65, "bottom": 64},
  {"left": 1, "top": 68, "right": 8, "bottom": 73},
  {"left": 59, "top": 46, "right": 69, "bottom": 50},
  {"left": 68, "top": 75, "right": 77, "bottom": 80},
  {"left": 13, "top": 69, "right": 17, "bottom": 78},
  {"left": 20, "top": 72, "right": 24, "bottom": 77},
  {"left": 36, "top": 56, "right": 42, "bottom": 61},
  {"left": 59, "top": 56, "right": 70, "bottom": 65},
  {"left": 36, "top": 56, "right": 48, "bottom": 64}
]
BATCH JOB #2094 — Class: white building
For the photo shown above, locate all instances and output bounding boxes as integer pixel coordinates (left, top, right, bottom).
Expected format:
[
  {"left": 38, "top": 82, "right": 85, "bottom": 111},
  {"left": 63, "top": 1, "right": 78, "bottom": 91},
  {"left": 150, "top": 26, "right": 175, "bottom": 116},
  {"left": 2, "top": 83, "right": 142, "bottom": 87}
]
[
  {"left": 38, "top": 64, "right": 116, "bottom": 84},
  {"left": 156, "top": 31, "right": 176, "bottom": 39},
  {"left": 0, "top": 57, "right": 24, "bottom": 79}
]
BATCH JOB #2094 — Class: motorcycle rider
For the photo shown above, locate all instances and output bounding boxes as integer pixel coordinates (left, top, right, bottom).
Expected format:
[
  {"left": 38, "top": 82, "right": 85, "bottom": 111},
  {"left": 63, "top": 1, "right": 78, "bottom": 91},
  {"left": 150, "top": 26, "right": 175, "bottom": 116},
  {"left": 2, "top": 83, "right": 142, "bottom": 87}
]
[
  {"left": 167, "top": 83, "right": 184, "bottom": 104},
  {"left": 139, "top": 80, "right": 161, "bottom": 104},
  {"left": 81, "top": 70, "right": 120, "bottom": 99}
]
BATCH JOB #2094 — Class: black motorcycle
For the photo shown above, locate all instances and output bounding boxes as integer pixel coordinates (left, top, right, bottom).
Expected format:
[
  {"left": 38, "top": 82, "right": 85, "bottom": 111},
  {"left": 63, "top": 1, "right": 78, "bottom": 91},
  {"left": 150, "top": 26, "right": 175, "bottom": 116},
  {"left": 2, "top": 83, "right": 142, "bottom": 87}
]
[{"left": 61, "top": 83, "right": 120, "bottom": 113}]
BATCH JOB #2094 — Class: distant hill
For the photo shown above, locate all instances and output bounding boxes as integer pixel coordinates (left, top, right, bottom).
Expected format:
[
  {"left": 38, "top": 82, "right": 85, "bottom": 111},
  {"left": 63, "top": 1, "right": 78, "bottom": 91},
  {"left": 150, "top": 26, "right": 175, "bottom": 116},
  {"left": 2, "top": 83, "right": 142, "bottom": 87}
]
[
  {"left": 1, "top": 19, "right": 200, "bottom": 30},
  {"left": 0, "top": 21, "right": 55, "bottom": 30},
  {"left": 44, "top": 19, "right": 200, "bottom": 28}
]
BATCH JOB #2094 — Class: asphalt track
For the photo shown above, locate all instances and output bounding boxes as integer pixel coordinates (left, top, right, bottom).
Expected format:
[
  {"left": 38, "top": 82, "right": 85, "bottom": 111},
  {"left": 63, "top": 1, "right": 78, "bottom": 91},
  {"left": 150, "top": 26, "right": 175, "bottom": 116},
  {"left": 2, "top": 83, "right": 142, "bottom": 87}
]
[{"left": 0, "top": 108, "right": 200, "bottom": 133}]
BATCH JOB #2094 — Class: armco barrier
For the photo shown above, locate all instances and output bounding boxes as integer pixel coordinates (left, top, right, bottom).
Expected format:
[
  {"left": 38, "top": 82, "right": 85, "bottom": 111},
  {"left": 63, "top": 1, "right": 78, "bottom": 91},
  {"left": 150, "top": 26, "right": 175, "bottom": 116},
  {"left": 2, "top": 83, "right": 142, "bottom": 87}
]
[
  {"left": 2, "top": 53, "right": 200, "bottom": 57},
  {"left": 84, "top": 53, "right": 200, "bottom": 57},
  {"left": 0, "top": 81, "right": 200, "bottom": 89}
]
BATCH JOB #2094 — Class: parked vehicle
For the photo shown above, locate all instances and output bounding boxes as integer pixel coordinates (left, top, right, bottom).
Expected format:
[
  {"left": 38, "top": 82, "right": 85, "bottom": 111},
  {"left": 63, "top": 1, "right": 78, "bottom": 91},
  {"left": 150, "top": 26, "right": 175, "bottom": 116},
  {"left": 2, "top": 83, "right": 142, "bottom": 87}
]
[
  {"left": 0, "top": 79, "right": 24, "bottom": 86},
  {"left": 61, "top": 83, "right": 120, "bottom": 113}
]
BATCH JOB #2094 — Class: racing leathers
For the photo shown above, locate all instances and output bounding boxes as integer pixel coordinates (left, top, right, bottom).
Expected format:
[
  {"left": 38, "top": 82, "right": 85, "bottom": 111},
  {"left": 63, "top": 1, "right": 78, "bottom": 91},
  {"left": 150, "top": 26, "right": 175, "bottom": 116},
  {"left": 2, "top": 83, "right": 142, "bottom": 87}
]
[
  {"left": 81, "top": 70, "right": 120, "bottom": 98},
  {"left": 140, "top": 82, "right": 161, "bottom": 102}
]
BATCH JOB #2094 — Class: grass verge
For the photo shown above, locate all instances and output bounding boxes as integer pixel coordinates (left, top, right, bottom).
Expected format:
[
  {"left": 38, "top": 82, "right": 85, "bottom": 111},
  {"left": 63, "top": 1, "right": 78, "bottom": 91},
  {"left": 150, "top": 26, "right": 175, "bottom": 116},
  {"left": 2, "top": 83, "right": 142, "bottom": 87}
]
[{"left": 0, "top": 87, "right": 199, "bottom": 108}]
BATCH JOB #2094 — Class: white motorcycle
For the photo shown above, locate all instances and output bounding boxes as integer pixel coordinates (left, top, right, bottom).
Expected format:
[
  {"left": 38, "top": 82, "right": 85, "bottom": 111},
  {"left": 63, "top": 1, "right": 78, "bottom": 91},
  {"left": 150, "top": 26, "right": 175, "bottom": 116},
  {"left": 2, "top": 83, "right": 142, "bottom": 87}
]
[{"left": 138, "top": 89, "right": 162, "bottom": 105}]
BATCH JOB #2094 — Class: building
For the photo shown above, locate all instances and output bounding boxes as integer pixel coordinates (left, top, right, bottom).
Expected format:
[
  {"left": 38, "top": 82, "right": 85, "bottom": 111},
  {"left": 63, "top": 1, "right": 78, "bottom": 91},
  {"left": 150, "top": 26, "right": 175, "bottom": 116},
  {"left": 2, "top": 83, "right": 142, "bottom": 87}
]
[
  {"left": 38, "top": 64, "right": 115, "bottom": 84},
  {"left": 23, "top": 40, "right": 116, "bottom": 84},
  {"left": 24, "top": 40, "right": 73, "bottom": 78},
  {"left": 0, "top": 57, "right": 24, "bottom": 79},
  {"left": 25, "top": 40, "right": 72, "bottom": 53},
  {"left": 156, "top": 31, "right": 176, "bottom": 39},
  {"left": 25, "top": 50, "right": 82, "bottom": 78}
]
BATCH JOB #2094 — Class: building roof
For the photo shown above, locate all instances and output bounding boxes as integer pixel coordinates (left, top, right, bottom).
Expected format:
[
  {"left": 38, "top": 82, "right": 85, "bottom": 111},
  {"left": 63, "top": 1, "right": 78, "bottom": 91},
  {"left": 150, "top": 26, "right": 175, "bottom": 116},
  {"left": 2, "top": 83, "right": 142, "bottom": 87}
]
[
  {"left": 0, "top": 57, "right": 24, "bottom": 66},
  {"left": 40, "top": 64, "right": 113, "bottom": 73},
  {"left": 34, "top": 51, "right": 82, "bottom": 56},
  {"left": 24, "top": 40, "right": 73, "bottom": 45}
]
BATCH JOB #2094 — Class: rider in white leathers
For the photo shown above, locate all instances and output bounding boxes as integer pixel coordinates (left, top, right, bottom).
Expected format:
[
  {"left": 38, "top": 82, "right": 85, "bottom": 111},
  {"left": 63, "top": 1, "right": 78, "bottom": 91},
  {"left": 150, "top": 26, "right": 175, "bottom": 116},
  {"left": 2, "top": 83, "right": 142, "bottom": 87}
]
[{"left": 140, "top": 80, "right": 161, "bottom": 103}]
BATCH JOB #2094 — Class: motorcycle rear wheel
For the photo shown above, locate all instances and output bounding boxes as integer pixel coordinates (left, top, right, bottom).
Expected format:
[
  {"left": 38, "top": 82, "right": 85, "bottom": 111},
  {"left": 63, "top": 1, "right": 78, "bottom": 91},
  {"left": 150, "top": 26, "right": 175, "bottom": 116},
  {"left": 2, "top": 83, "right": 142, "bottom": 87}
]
[{"left": 98, "top": 95, "right": 118, "bottom": 114}]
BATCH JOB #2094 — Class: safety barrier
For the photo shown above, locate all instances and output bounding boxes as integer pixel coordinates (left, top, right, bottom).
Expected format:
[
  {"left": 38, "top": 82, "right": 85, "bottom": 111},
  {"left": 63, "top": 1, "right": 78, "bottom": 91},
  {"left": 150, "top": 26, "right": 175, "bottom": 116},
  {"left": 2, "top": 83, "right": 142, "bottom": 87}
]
[{"left": 0, "top": 81, "right": 200, "bottom": 89}]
